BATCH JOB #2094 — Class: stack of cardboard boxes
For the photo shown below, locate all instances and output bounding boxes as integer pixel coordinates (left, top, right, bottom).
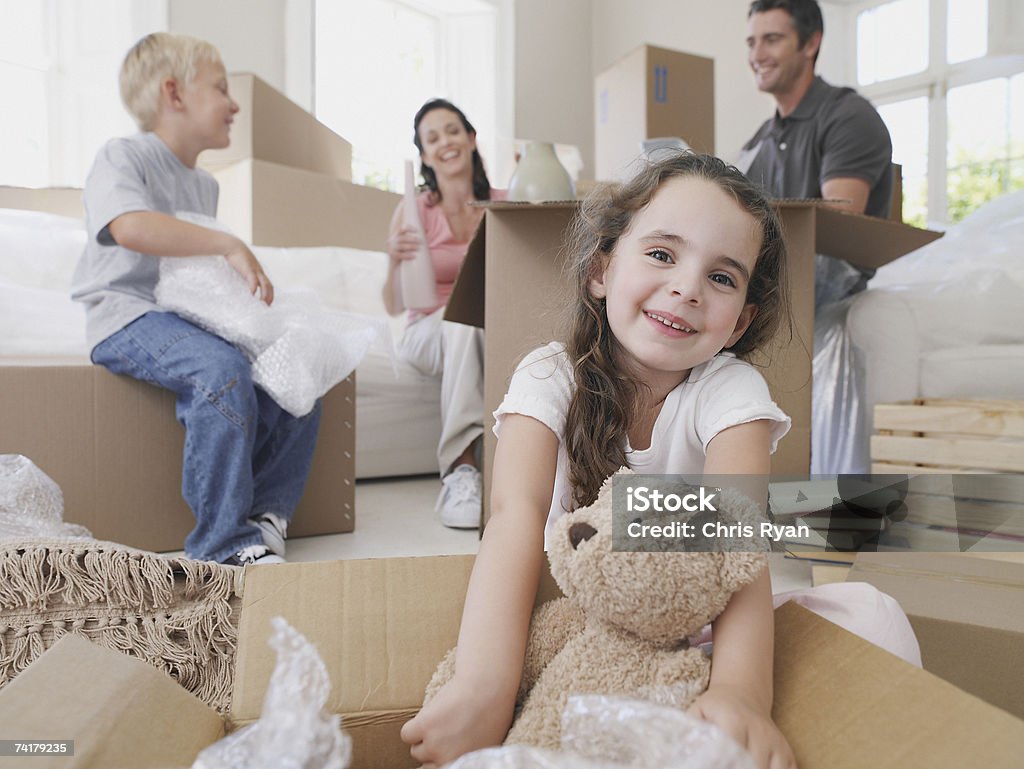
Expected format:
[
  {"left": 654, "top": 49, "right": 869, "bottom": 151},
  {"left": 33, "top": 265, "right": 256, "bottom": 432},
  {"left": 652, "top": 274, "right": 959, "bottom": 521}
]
[{"left": 0, "top": 73, "right": 401, "bottom": 551}]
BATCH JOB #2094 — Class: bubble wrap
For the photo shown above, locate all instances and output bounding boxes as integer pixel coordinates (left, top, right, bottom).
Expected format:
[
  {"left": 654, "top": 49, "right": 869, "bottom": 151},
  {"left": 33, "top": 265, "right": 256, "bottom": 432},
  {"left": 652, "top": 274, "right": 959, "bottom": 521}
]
[
  {"left": 155, "top": 214, "right": 387, "bottom": 417},
  {"left": 448, "top": 695, "right": 756, "bottom": 769},
  {"left": 0, "top": 455, "right": 92, "bottom": 540},
  {"left": 192, "top": 616, "right": 351, "bottom": 769}
]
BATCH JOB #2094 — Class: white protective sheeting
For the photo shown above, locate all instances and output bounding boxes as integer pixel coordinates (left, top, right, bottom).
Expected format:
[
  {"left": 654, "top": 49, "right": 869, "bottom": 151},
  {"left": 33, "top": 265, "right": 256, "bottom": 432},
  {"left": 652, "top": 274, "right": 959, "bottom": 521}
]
[
  {"left": 0, "top": 206, "right": 441, "bottom": 477},
  {"left": 814, "top": 189, "right": 1024, "bottom": 474}
]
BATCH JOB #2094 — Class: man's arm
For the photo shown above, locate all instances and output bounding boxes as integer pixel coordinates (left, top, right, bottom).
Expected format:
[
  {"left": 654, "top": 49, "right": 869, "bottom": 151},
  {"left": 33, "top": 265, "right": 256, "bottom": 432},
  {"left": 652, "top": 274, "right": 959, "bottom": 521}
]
[{"left": 820, "top": 177, "right": 871, "bottom": 215}]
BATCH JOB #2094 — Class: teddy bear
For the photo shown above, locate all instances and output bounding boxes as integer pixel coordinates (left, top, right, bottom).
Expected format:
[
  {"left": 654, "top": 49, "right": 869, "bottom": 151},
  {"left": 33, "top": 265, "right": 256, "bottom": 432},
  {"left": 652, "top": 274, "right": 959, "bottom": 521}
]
[{"left": 423, "top": 470, "right": 769, "bottom": 751}]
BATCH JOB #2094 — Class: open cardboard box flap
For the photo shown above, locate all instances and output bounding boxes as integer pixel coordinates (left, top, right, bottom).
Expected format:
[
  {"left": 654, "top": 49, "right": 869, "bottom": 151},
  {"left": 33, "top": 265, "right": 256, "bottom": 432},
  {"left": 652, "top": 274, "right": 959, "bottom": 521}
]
[
  {"left": 445, "top": 199, "right": 942, "bottom": 328},
  {"left": 773, "top": 601, "right": 1024, "bottom": 767},
  {"left": 4, "top": 555, "right": 1023, "bottom": 769},
  {"left": 0, "top": 635, "right": 224, "bottom": 769},
  {"left": 847, "top": 551, "right": 1024, "bottom": 720}
]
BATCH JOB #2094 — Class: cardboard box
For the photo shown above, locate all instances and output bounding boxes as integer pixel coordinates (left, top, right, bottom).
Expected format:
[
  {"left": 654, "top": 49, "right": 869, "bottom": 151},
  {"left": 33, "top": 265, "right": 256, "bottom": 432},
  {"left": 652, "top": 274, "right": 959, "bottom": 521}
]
[
  {"left": 213, "top": 159, "right": 400, "bottom": 250},
  {"left": 4, "top": 562, "right": 1023, "bottom": 769},
  {"left": 445, "top": 201, "right": 942, "bottom": 519},
  {"left": 198, "top": 72, "right": 352, "bottom": 180},
  {"left": 0, "top": 359, "right": 355, "bottom": 551},
  {"left": 0, "top": 185, "right": 83, "bottom": 219},
  {"left": 846, "top": 551, "right": 1024, "bottom": 720},
  {"left": 0, "top": 635, "right": 224, "bottom": 769},
  {"left": 595, "top": 45, "right": 714, "bottom": 180}
]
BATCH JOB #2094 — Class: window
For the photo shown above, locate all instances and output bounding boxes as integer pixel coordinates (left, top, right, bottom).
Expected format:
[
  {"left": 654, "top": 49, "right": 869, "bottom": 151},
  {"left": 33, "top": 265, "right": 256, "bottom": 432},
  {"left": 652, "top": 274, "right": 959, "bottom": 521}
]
[
  {"left": 877, "top": 98, "right": 929, "bottom": 226},
  {"left": 0, "top": 0, "right": 167, "bottom": 188},
  {"left": 856, "top": 0, "right": 929, "bottom": 85},
  {"left": 854, "top": 0, "right": 1024, "bottom": 226},
  {"left": 947, "top": 75, "right": 1024, "bottom": 222},
  {"left": 313, "top": 0, "right": 509, "bottom": 193}
]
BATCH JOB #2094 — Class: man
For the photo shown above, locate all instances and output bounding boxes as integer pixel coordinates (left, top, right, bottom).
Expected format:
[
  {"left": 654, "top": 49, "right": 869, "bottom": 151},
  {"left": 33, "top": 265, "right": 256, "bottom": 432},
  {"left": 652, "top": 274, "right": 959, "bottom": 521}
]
[{"left": 739, "top": 0, "right": 893, "bottom": 304}]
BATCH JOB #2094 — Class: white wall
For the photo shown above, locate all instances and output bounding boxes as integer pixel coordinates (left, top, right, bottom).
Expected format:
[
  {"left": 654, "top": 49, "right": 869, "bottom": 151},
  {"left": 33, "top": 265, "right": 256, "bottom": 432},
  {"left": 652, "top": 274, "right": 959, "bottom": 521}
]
[
  {"left": 513, "top": 0, "right": 594, "bottom": 177},
  {"left": 168, "top": 0, "right": 287, "bottom": 91}
]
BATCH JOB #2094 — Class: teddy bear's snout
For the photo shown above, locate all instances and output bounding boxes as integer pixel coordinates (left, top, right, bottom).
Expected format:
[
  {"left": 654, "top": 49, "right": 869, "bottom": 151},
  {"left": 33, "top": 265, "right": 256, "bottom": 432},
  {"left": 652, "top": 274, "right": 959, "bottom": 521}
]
[{"left": 568, "top": 522, "right": 598, "bottom": 549}]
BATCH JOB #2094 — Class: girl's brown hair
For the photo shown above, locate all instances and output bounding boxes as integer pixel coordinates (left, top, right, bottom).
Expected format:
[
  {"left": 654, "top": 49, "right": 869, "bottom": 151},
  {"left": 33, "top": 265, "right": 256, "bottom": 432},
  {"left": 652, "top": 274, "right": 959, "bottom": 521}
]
[{"left": 563, "top": 151, "right": 791, "bottom": 508}]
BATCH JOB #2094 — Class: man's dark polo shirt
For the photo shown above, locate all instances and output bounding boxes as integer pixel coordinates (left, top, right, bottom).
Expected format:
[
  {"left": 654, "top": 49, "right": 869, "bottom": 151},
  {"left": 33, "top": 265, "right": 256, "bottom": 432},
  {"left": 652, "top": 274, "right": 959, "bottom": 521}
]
[{"left": 741, "top": 76, "right": 893, "bottom": 219}]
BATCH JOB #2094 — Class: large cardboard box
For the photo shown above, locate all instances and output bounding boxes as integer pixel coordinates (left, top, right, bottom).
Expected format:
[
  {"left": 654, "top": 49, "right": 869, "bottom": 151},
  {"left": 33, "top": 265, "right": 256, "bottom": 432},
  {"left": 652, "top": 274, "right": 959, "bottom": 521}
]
[
  {"left": 595, "top": 45, "right": 714, "bottom": 180},
  {"left": 445, "top": 201, "right": 942, "bottom": 519},
  {"left": 3, "top": 559, "right": 1023, "bottom": 769},
  {"left": 199, "top": 72, "right": 352, "bottom": 180},
  {"left": 0, "top": 360, "right": 355, "bottom": 551},
  {"left": 846, "top": 551, "right": 1024, "bottom": 720},
  {"left": 212, "top": 159, "right": 399, "bottom": 250}
]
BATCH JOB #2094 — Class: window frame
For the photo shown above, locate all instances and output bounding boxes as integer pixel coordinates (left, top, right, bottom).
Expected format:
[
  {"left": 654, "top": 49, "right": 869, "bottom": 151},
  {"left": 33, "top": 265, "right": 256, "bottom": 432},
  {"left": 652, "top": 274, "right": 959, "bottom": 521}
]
[{"left": 848, "top": 0, "right": 1024, "bottom": 225}]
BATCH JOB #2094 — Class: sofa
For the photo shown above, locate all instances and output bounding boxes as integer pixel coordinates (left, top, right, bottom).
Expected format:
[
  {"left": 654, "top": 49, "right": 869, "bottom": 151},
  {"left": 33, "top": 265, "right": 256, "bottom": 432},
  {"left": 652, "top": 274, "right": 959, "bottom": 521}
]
[
  {"left": 817, "top": 189, "right": 1024, "bottom": 473},
  {"left": 0, "top": 187, "right": 442, "bottom": 480}
]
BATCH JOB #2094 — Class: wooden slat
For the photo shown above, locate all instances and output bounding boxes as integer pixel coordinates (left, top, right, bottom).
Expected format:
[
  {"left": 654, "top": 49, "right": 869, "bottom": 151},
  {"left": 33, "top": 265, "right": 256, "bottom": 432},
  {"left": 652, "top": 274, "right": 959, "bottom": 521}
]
[
  {"left": 870, "top": 435, "right": 1024, "bottom": 473},
  {"left": 871, "top": 463, "right": 979, "bottom": 475},
  {"left": 874, "top": 401, "right": 1024, "bottom": 439},
  {"left": 902, "top": 493, "right": 1024, "bottom": 537}
]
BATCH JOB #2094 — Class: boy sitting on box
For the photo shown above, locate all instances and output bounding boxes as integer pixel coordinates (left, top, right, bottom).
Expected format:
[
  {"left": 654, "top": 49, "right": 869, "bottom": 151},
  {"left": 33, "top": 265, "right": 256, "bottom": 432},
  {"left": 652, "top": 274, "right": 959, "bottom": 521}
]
[{"left": 70, "top": 32, "right": 321, "bottom": 566}]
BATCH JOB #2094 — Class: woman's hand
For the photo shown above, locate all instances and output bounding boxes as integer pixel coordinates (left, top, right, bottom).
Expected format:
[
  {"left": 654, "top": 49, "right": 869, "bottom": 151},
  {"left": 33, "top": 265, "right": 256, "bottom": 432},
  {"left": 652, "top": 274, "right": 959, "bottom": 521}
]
[
  {"left": 224, "top": 239, "right": 274, "bottom": 305},
  {"left": 387, "top": 225, "right": 424, "bottom": 267},
  {"left": 688, "top": 684, "right": 796, "bottom": 769},
  {"left": 400, "top": 675, "right": 515, "bottom": 769}
]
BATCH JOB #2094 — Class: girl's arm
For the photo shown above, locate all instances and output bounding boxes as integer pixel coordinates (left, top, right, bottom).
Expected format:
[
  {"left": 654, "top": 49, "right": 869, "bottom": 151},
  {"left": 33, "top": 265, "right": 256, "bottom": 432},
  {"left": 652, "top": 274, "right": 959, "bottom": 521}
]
[
  {"left": 401, "top": 414, "right": 558, "bottom": 767},
  {"left": 689, "top": 419, "right": 796, "bottom": 769}
]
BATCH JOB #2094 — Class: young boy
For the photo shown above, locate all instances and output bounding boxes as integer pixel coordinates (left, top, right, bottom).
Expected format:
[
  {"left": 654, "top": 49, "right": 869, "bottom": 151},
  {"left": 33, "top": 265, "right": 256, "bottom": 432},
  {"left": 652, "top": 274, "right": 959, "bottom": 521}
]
[{"left": 70, "top": 32, "right": 321, "bottom": 565}]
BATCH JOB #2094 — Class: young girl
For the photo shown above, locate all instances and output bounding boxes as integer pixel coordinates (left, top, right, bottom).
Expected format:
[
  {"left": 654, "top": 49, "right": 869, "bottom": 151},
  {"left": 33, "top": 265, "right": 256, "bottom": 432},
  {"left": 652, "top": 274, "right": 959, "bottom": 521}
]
[{"left": 402, "top": 153, "right": 796, "bottom": 769}]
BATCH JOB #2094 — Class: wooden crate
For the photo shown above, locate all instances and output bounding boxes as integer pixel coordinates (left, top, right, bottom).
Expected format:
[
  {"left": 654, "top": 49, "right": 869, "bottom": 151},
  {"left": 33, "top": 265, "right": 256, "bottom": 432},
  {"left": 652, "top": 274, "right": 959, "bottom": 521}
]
[
  {"left": 871, "top": 399, "right": 1024, "bottom": 538},
  {"left": 872, "top": 398, "right": 1024, "bottom": 473}
]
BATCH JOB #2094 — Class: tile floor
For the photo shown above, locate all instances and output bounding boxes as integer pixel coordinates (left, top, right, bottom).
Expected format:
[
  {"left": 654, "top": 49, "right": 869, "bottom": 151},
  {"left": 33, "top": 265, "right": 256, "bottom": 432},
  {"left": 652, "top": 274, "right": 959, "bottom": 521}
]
[{"left": 281, "top": 475, "right": 815, "bottom": 595}]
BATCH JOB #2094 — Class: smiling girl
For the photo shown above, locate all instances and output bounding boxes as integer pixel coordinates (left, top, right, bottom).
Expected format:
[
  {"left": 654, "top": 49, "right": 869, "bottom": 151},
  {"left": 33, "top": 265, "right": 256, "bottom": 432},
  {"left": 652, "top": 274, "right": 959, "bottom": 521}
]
[{"left": 401, "top": 152, "right": 800, "bottom": 768}]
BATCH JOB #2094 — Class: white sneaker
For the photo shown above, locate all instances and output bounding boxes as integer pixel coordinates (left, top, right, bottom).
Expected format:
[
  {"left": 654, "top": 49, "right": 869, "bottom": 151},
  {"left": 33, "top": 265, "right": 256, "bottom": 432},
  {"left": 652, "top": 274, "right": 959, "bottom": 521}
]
[
  {"left": 436, "top": 465, "right": 482, "bottom": 529},
  {"left": 224, "top": 544, "right": 285, "bottom": 567},
  {"left": 251, "top": 512, "right": 287, "bottom": 557}
]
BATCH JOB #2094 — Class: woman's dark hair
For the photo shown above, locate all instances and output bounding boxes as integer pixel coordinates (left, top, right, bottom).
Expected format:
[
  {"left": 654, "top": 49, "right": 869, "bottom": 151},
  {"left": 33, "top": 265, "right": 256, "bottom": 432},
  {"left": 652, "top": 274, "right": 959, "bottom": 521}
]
[
  {"left": 562, "top": 151, "right": 791, "bottom": 508},
  {"left": 413, "top": 98, "right": 492, "bottom": 201}
]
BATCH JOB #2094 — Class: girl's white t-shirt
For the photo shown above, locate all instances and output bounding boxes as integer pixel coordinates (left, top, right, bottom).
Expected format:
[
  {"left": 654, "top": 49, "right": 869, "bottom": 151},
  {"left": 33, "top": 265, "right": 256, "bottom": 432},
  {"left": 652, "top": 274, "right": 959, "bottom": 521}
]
[{"left": 493, "top": 342, "right": 791, "bottom": 544}]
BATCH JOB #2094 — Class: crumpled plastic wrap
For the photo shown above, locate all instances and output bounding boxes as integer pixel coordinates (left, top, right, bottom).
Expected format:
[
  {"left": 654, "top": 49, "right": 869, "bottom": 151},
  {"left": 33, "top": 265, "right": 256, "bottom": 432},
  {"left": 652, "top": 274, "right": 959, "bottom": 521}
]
[
  {"left": 448, "top": 695, "right": 756, "bottom": 769},
  {"left": 192, "top": 616, "right": 351, "bottom": 769},
  {"left": 155, "top": 213, "right": 389, "bottom": 418},
  {"left": 0, "top": 455, "right": 92, "bottom": 540}
]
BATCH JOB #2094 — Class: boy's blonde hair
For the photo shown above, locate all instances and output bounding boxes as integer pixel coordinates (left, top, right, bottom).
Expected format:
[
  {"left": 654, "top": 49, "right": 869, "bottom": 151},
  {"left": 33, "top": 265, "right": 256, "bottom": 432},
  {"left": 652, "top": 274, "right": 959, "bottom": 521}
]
[{"left": 119, "top": 32, "right": 222, "bottom": 131}]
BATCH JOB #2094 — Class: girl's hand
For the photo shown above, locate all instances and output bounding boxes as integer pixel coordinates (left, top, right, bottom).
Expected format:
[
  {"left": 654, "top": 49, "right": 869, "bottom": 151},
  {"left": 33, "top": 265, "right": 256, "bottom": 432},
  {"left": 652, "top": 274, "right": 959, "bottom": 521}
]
[
  {"left": 387, "top": 225, "right": 424, "bottom": 267},
  {"left": 224, "top": 240, "right": 274, "bottom": 305},
  {"left": 688, "top": 684, "right": 796, "bottom": 769},
  {"left": 400, "top": 675, "right": 515, "bottom": 768}
]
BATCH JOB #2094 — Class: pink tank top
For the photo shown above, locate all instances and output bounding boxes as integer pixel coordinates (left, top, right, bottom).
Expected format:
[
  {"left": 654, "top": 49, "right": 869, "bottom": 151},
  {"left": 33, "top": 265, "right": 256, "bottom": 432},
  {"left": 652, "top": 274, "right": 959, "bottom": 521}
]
[{"left": 413, "top": 188, "right": 507, "bottom": 318}]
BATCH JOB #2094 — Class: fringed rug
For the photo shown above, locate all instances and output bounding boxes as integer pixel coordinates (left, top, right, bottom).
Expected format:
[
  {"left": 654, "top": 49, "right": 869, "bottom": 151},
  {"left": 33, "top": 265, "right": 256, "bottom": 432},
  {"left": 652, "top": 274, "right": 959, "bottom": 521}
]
[{"left": 0, "top": 538, "right": 242, "bottom": 714}]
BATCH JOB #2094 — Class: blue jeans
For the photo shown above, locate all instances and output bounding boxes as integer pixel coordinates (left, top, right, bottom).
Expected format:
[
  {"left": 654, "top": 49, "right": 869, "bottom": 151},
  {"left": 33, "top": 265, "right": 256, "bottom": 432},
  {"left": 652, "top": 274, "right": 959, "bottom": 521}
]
[{"left": 92, "top": 312, "right": 322, "bottom": 562}]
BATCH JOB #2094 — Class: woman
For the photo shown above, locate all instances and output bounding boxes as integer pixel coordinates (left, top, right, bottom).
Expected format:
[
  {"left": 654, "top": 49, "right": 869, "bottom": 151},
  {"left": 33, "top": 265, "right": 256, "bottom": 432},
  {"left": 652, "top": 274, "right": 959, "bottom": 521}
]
[{"left": 383, "top": 98, "right": 505, "bottom": 529}]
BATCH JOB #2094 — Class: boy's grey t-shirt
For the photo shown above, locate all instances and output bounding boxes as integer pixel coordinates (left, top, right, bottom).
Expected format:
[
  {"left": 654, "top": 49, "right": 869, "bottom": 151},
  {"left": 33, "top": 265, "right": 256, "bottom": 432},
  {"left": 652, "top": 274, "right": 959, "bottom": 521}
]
[{"left": 71, "top": 132, "right": 219, "bottom": 350}]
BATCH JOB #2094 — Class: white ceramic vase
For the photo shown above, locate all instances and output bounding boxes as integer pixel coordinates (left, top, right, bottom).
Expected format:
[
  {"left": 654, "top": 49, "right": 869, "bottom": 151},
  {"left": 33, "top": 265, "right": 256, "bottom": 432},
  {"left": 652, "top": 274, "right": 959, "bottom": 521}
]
[{"left": 508, "top": 141, "right": 574, "bottom": 202}]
